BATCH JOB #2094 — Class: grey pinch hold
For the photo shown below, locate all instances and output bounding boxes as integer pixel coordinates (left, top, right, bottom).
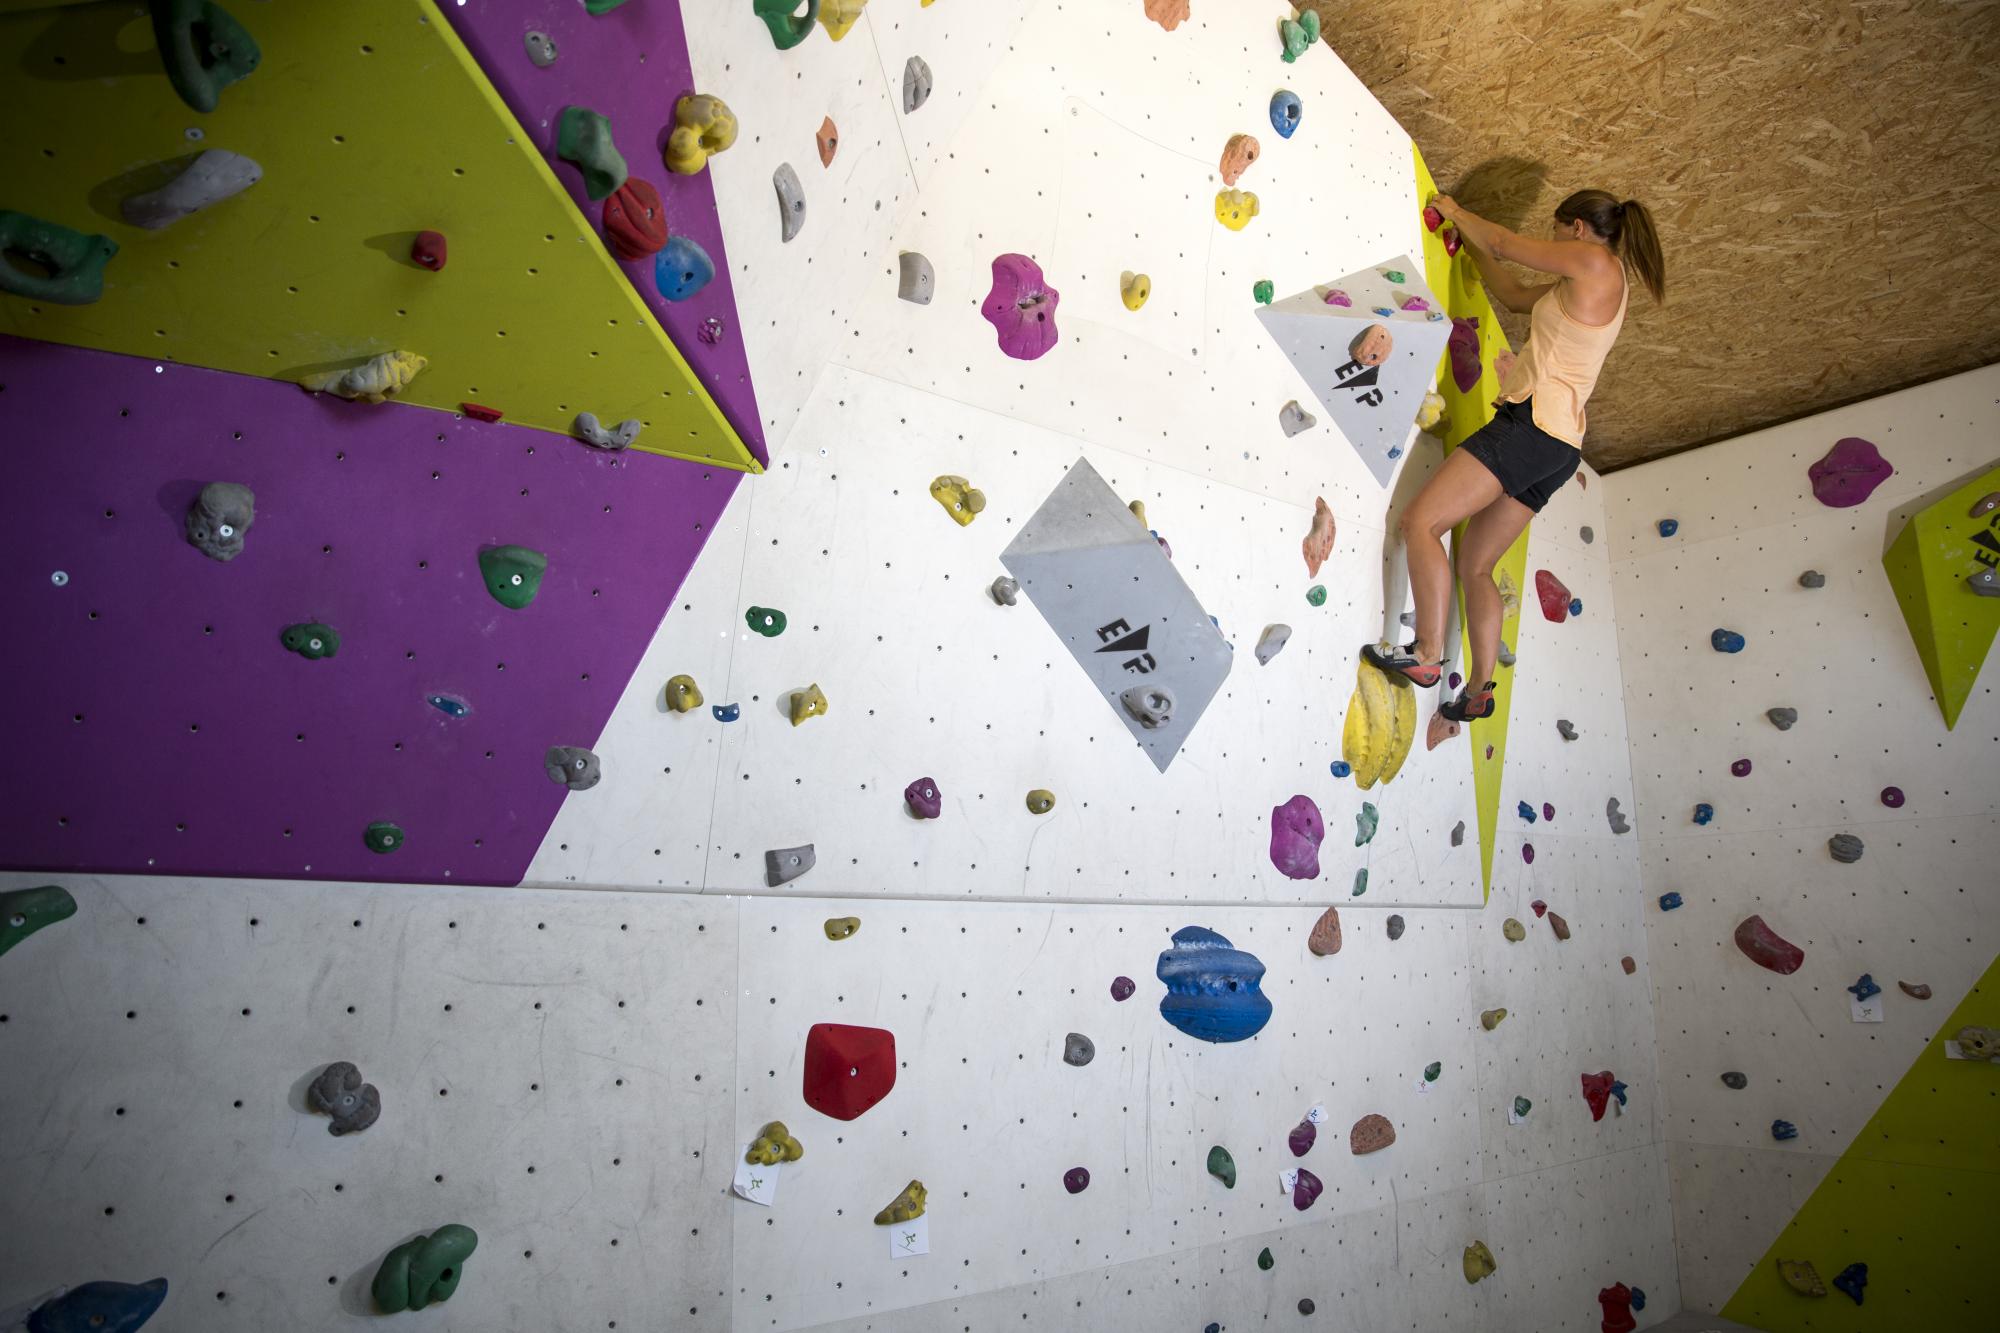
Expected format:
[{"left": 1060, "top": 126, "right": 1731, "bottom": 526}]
[
  {"left": 1828, "top": 832, "right": 1864, "bottom": 864},
  {"left": 1721, "top": 1071, "right": 1748, "bottom": 1090},
  {"left": 989, "top": 575, "right": 1019, "bottom": 606},
  {"left": 1767, "top": 706, "right": 1798, "bottom": 730},
  {"left": 1579, "top": 525, "right": 1594, "bottom": 544},
  {"left": 1496, "top": 638, "right": 1516, "bottom": 667},
  {"left": 902, "top": 55, "right": 933, "bottom": 114},
  {"left": 1798, "top": 569, "right": 1826, "bottom": 589},
  {"left": 1120, "top": 683, "right": 1176, "bottom": 730},
  {"left": 1063, "top": 1032, "right": 1095, "bottom": 1067},
  {"left": 307, "top": 1060, "right": 381, "bottom": 1136},
  {"left": 1605, "top": 797, "right": 1630, "bottom": 835},
  {"left": 573, "top": 411, "right": 642, "bottom": 451},
  {"left": 1255, "top": 623, "right": 1292, "bottom": 666},
  {"left": 1399, "top": 610, "right": 1416, "bottom": 627},
  {"left": 121, "top": 149, "right": 262, "bottom": 229},
  {"left": 765, "top": 844, "right": 815, "bottom": 886},
  {"left": 185, "top": 480, "right": 255, "bottom": 561},
  {"left": 544, "top": 746, "right": 601, "bottom": 791},
  {"left": 1450, "top": 819, "right": 1466, "bottom": 847},
  {"left": 1386, "top": 914, "right": 1405, "bottom": 941},
  {"left": 1556, "top": 719, "right": 1578, "bottom": 741},
  {"left": 524, "top": 29, "right": 558, "bottom": 67},
  {"left": 1279, "top": 400, "right": 1317, "bottom": 437},
  {"left": 773, "top": 163, "right": 806, "bottom": 243},
  {"left": 898, "top": 251, "right": 935, "bottom": 305},
  {"left": 1970, "top": 566, "right": 2000, "bottom": 598}
]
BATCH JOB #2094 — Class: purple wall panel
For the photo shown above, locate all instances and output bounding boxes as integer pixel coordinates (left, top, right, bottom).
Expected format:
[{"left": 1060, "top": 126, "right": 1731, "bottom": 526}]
[
  {"left": 442, "top": 0, "right": 767, "bottom": 464},
  {"left": 0, "top": 335, "right": 738, "bottom": 885}
]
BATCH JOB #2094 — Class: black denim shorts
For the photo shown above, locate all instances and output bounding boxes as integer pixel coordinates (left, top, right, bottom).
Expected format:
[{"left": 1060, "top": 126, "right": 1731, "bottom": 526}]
[{"left": 1458, "top": 398, "right": 1580, "bottom": 513}]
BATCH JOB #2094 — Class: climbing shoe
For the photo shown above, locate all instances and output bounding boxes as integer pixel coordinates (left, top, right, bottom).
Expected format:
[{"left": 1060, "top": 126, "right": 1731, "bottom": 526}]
[
  {"left": 1440, "top": 681, "right": 1496, "bottom": 723},
  {"left": 1361, "top": 641, "right": 1443, "bottom": 689}
]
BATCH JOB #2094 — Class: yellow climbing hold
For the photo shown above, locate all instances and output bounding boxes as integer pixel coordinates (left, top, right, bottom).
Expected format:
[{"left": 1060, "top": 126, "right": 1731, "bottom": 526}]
[
  {"left": 818, "top": 0, "right": 868, "bottom": 40},
  {"left": 1416, "top": 390, "right": 1446, "bottom": 430},
  {"left": 790, "top": 684, "right": 828, "bottom": 726},
  {"left": 665, "top": 674, "right": 703, "bottom": 713},
  {"left": 745, "top": 1121, "right": 804, "bottom": 1166},
  {"left": 1496, "top": 568, "right": 1522, "bottom": 619},
  {"left": 1026, "top": 789, "right": 1056, "bottom": 815},
  {"left": 824, "top": 916, "right": 861, "bottom": 941},
  {"left": 1502, "top": 917, "right": 1525, "bottom": 942},
  {"left": 1340, "top": 657, "right": 1417, "bottom": 789},
  {"left": 665, "top": 94, "right": 738, "bottom": 175},
  {"left": 1128, "top": 499, "right": 1148, "bottom": 527},
  {"left": 299, "top": 350, "right": 426, "bottom": 404},
  {"left": 1776, "top": 1258, "right": 1825, "bottom": 1297},
  {"left": 1214, "top": 189, "right": 1260, "bottom": 231},
  {"left": 1120, "top": 271, "right": 1151, "bottom": 311},
  {"left": 1462, "top": 1240, "right": 1497, "bottom": 1283},
  {"left": 874, "top": 1179, "right": 927, "bottom": 1224},
  {"left": 930, "top": 475, "right": 987, "bottom": 526},
  {"left": 1481, "top": 1007, "right": 1508, "bottom": 1030}
]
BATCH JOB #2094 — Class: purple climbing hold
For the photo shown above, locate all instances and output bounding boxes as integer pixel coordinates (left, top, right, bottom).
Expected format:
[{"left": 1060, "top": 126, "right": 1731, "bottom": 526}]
[
  {"left": 1541, "top": 802, "right": 1554, "bottom": 822},
  {"left": 1110, "top": 976, "right": 1135, "bottom": 1001},
  {"left": 1809, "top": 437, "right": 1892, "bottom": 508},
  {"left": 981, "top": 253, "right": 1061, "bottom": 361},
  {"left": 1731, "top": 758, "right": 1752, "bottom": 777},
  {"left": 1449, "top": 671, "right": 1462, "bottom": 690},
  {"left": 904, "top": 776, "right": 942, "bottom": 819},
  {"left": 1521, "top": 843, "right": 1534, "bottom": 864},
  {"left": 1269, "top": 794, "right": 1325, "bottom": 880},
  {"left": 1292, "top": 1166, "right": 1323, "bottom": 1210},
  {"left": 1289, "top": 1116, "right": 1316, "bottom": 1157},
  {"left": 697, "top": 316, "right": 725, "bottom": 345},
  {"left": 1880, "top": 786, "right": 1904, "bottom": 808},
  {"left": 1063, "top": 1167, "right": 1090, "bottom": 1194},
  {"left": 1447, "top": 316, "right": 1481, "bottom": 392}
]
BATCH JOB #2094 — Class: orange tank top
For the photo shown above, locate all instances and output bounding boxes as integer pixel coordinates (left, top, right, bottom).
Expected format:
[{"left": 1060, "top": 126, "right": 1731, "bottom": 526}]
[{"left": 1495, "top": 273, "right": 1627, "bottom": 448}]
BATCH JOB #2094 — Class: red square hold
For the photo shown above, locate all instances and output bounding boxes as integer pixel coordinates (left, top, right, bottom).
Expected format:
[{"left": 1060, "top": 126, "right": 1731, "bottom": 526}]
[{"left": 803, "top": 1023, "right": 896, "bottom": 1121}]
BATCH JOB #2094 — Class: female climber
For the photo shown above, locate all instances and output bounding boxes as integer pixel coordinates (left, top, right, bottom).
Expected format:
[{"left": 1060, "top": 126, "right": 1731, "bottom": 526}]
[{"left": 1364, "top": 189, "right": 1665, "bottom": 720}]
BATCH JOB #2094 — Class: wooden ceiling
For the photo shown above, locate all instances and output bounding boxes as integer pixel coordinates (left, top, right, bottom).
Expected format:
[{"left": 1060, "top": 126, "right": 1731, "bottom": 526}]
[{"left": 1305, "top": 0, "right": 2000, "bottom": 470}]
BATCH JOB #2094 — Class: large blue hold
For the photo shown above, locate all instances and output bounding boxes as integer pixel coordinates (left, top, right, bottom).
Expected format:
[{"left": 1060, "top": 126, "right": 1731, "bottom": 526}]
[
  {"left": 654, "top": 235, "right": 714, "bottom": 302},
  {"left": 1156, "top": 925, "right": 1272, "bottom": 1044},
  {"left": 1517, "top": 800, "right": 1537, "bottom": 823},
  {"left": 1711, "top": 628, "right": 1745, "bottom": 653},
  {"left": 27, "top": 1279, "right": 168, "bottom": 1333},
  {"left": 1269, "top": 89, "right": 1302, "bottom": 138}
]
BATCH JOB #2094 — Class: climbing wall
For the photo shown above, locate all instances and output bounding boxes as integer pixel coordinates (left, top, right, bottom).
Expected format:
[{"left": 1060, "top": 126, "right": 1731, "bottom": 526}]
[{"left": 1604, "top": 362, "right": 2000, "bottom": 1327}]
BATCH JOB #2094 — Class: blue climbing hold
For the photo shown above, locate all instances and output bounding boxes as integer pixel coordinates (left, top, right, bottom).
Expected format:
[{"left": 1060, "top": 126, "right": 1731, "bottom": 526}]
[
  {"left": 1387, "top": 445, "right": 1403, "bottom": 460},
  {"left": 1371, "top": 306, "right": 1396, "bottom": 317},
  {"left": 1693, "top": 803, "right": 1714, "bottom": 825},
  {"left": 1629, "top": 1286, "right": 1646, "bottom": 1311},
  {"left": 1771, "top": 1119, "right": 1798, "bottom": 1141},
  {"left": 1609, "top": 1080, "right": 1627, "bottom": 1106},
  {"left": 1658, "top": 518, "right": 1679, "bottom": 537},
  {"left": 1517, "top": 800, "right": 1537, "bottom": 823},
  {"left": 24, "top": 1278, "right": 168, "bottom": 1333},
  {"left": 1569, "top": 597, "right": 1583, "bottom": 617},
  {"left": 1659, "top": 892, "right": 1683, "bottom": 911},
  {"left": 1847, "top": 973, "right": 1881, "bottom": 1002},
  {"left": 1832, "top": 1262, "right": 1866, "bottom": 1306},
  {"left": 1711, "top": 628, "right": 1745, "bottom": 653},
  {"left": 712, "top": 702, "right": 740, "bottom": 722},
  {"left": 1269, "top": 88, "right": 1302, "bottom": 139},
  {"left": 427, "top": 694, "right": 469, "bottom": 718},
  {"left": 1155, "top": 925, "right": 1272, "bottom": 1044},
  {"left": 1329, "top": 760, "right": 1351, "bottom": 779},
  {"left": 654, "top": 234, "right": 714, "bottom": 302}
]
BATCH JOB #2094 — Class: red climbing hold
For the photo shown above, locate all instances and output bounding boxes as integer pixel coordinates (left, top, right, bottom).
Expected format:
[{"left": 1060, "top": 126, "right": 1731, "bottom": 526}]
[
  {"left": 1598, "top": 1283, "right": 1637, "bottom": 1333},
  {"left": 1441, "top": 225, "right": 1463, "bottom": 257},
  {"left": 603, "top": 179, "right": 668, "bottom": 261},
  {"left": 460, "top": 402, "right": 503, "bottom": 423},
  {"left": 1535, "top": 569, "right": 1572, "bottom": 623},
  {"left": 1581, "top": 1070, "right": 1615, "bottom": 1122},
  {"left": 1422, "top": 203, "right": 1444, "bottom": 232},
  {"left": 1530, "top": 900, "right": 1547, "bottom": 918},
  {"left": 802, "top": 1023, "right": 897, "bottom": 1121},
  {"left": 1734, "top": 914, "right": 1804, "bottom": 975},
  {"left": 410, "top": 230, "right": 447, "bottom": 272}
]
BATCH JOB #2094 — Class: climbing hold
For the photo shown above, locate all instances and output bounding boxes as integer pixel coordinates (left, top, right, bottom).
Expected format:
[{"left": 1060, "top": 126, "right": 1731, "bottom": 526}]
[
  {"left": 1349, "top": 1113, "right": 1394, "bottom": 1155},
  {"left": 1451, "top": 820, "right": 1466, "bottom": 846},
  {"left": 789, "top": 683, "right": 828, "bottom": 726},
  {"left": 1621, "top": 956, "right": 1636, "bottom": 974},
  {"left": 929, "top": 475, "right": 987, "bottom": 525},
  {"left": 1502, "top": 919, "right": 1525, "bottom": 942},
  {"left": 18, "top": 1279, "right": 169, "bottom": 1333},
  {"left": 1833, "top": 1262, "right": 1867, "bottom": 1305},
  {"left": 803, "top": 1023, "right": 897, "bottom": 1120},
  {"left": 1263, "top": 89, "right": 1302, "bottom": 140},
  {"left": 1214, "top": 189, "right": 1260, "bottom": 231},
  {"left": 0, "top": 212, "right": 117, "bottom": 307},
  {"left": 1353, "top": 802, "right": 1379, "bottom": 847},
  {"left": 982, "top": 254, "right": 1061, "bottom": 360},
  {"left": 426, "top": 694, "right": 468, "bottom": 721},
  {"left": 1144, "top": 0, "right": 1190, "bottom": 31},
  {"left": 151, "top": 0, "right": 261, "bottom": 113},
  {"left": 1306, "top": 585, "right": 1328, "bottom": 607},
  {"left": 712, "top": 703, "right": 740, "bottom": 723},
  {"left": 1288, "top": 1117, "right": 1315, "bottom": 1157},
  {"left": 1063, "top": 1032, "right": 1095, "bottom": 1067},
  {"left": 121, "top": 149, "right": 261, "bottom": 230},
  {"left": 1462, "top": 1240, "right": 1496, "bottom": 1283},
  {"left": 1711, "top": 628, "right": 1745, "bottom": 653},
  {"left": 653, "top": 235, "right": 716, "bottom": 302},
  {"left": 1062, "top": 1166, "right": 1090, "bottom": 1194},
  {"left": 1581, "top": 1071, "right": 1616, "bottom": 1121},
  {"left": 1954, "top": 1024, "right": 2000, "bottom": 1059},
  {"left": 1521, "top": 843, "right": 1535, "bottom": 864},
  {"left": 822, "top": 917, "right": 860, "bottom": 941},
  {"left": 754, "top": 0, "right": 819, "bottom": 48},
  {"left": 1899, "top": 981, "right": 1931, "bottom": 999},
  {"left": 816, "top": 0, "right": 867, "bottom": 40},
  {"left": 1517, "top": 800, "right": 1537, "bottom": 824},
  {"left": 1298, "top": 1299, "right": 1316, "bottom": 1316},
  {"left": 601, "top": 179, "right": 666, "bottom": 261},
  {"left": 1771, "top": 1119, "right": 1799, "bottom": 1141},
  {"left": 363, "top": 822, "right": 404, "bottom": 854},
  {"left": 1110, "top": 976, "right": 1135, "bottom": 1001},
  {"left": 555, "top": 106, "right": 627, "bottom": 200},
  {"left": 746, "top": 1121, "right": 804, "bottom": 1166},
  {"left": 699, "top": 315, "right": 726, "bottom": 343},
  {"left": 407, "top": 229, "right": 448, "bottom": 272},
  {"left": 1424, "top": 1061, "right": 1442, "bottom": 1082},
  {"left": 1254, "top": 278, "right": 1275, "bottom": 304},
  {"left": 1341, "top": 656, "right": 1418, "bottom": 790},
  {"left": 1557, "top": 719, "right": 1578, "bottom": 740},
  {"left": 665, "top": 94, "right": 737, "bottom": 176},
  {"left": 459, "top": 402, "right": 503, "bottom": 424},
  {"left": 183, "top": 481, "right": 255, "bottom": 562},
  {"left": 658, "top": 676, "right": 703, "bottom": 717},
  {"left": 1217, "top": 133, "right": 1260, "bottom": 187},
  {"left": 1512, "top": 1095, "right": 1533, "bottom": 1119},
  {"left": 1798, "top": 569, "right": 1826, "bottom": 588},
  {"left": 1387, "top": 915, "right": 1405, "bottom": 940},
  {"left": 1258, "top": 1247, "right": 1274, "bottom": 1270},
  {"left": 1120, "top": 683, "right": 1177, "bottom": 730},
  {"left": 1350, "top": 868, "right": 1368, "bottom": 897},
  {"left": 1810, "top": 437, "right": 1893, "bottom": 508},
  {"left": 902, "top": 55, "right": 933, "bottom": 113},
  {"left": 570, "top": 412, "right": 641, "bottom": 453},
  {"left": 1731, "top": 758, "right": 1752, "bottom": 777},
  {"left": 1120, "top": 271, "right": 1151, "bottom": 311},
  {"left": 772, "top": 163, "right": 807, "bottom": 243},
  {"left": 1847, "top": 973, "right": 1881, "bottom": 1002},
  {"left": 1269, "top": 795, "right": 1324, "bottom": 879},
  {"left": 523, "top": 29, "right": 558, "bottom": 66},
  {"left": 1027, "top": 789, "right": 1056, "bottom": 815},
  {"left": 1156, "top": 926, "right": 1273, "bottom": 1043},
  {"left": 1530, "top": 900, "right": 1547, "bottom": 917},
  {"left": 1721, "top": 1071, "right": 1747, "bottom": 1089},
  {"left": 1693, "top": 803, "right": 1714, "bottom": 825},
  {"left": 1735, "top": 914, "right": 1805, "bottom": 974},
  {"left": 1828, "top": 832, "right": 1864, "bottom": 863},
  {"left": 1307, "top": 906, "right": 1341, "bottom": 956},
  {"left": 873, "top": 1179, "right": 926, "bottom": 1224},
  {"left": 1278, "top": 400, "right": 1317, "bottom": 436},
  {"left": 280, "top": 622, "right": 339, "bottom": 660},
  {"left": 0, "top": 884, "right": 77, "bottom": 959},
  {"left": 1413, "top": 390, "right": 1446, "bottom": 431},
  {"left": 764, "top": 844, "right": 815, "bottom": 886},
  {"left": 1767, "top": 707, "right": 1798, "bottom": 730},
  {"left": 1658, "top": 892, "right": 1683, "bottom": 911},
  {"left": 583, "top": 0, "right": 632, "bottom": 11},
  {"left": 1446, "top": 316, "right": 1482, "bottom": 392},
  {"left": 479, "top": 545, "right": 547, "bottom": 610},
  {"left": 1880, "top": 785, "right": 1905, "bottom": 808},
  {"left": 307, "top": 1061, "right": 380, "bottom": 1136},
  {"left": 902, "top": 777, "right": 941, "bottom": 820},
  {"left": 1580, "top": 525, "right": 1595, "bottom": 544},
  {"left": 1535, "top": 569, "right": 1572, "bottom": 622},
  {"left": 1480, "top": 1008, "right": 1507, "bottom": 1030},
  {"left": 1598, "top": 1283, "right": 1637, "bottom": 1333},
  {"left": 1497, "top": 639, "right": 1516, "bottom": 667},
  {"left": 1775, "top": 1257, "right": 1822, "bottom": 1295},
  {"left": 1206, "top": 1145, "right": 1235, "bottom": 1187},
  {"left": 1279, "top": 8, "right": 1320, "bottom": 61},
  {"left": 745, "top": 606, "right": 787, "bottom": 637},
  {"left": 1292, "top": 1167, "right": 1323, "bottom": 1210},
  {"left": 1348, "top": 323, "right": 1394, "bottom": 367},
  {"left": 372, "top": 1224, "right": 478, "bottom": 1314},
  {"left": 544, "top": 746, "right": 601, "bottom": 791},
  {"left": 1299, "top": 497, "right": 1337, "bottom": 577},
  {"left": 300, "top": 350, "right": 427, "bottom": 403},
  {"left": 1255, "top": 624, "right": 1292, "bottom": 665},
  {"left": 1657, "top": 518, "right": 1679, "bottom": 537},
  {"left": 989, "top": 576, "right": 1019, "bottom": 606},
  {"left": 1322, "top": 287, "right": 1352, "bottom": 307}
]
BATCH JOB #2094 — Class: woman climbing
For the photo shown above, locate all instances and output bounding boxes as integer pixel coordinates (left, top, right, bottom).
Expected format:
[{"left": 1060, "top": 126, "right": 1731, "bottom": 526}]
[{"left": 1363, "top": 189, "right": 1665, "bottom": 721}]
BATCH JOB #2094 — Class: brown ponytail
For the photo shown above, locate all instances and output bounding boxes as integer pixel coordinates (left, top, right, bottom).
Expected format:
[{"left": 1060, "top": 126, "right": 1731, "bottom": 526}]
[{"left": 1554, "top": 189, "right": 1666, "bottom": 303}]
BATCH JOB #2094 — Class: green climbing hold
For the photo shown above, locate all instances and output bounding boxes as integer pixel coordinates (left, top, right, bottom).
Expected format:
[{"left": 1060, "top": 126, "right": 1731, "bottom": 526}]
[
  {"left": 745, "top": 606, "right": 787, "bottom": 637},
  {"left": 1355, "top": 802, "right": 1378, "bottom": 846},
  {"left": 1351, "top": 868, "right": 1368, "bottom": 897},
  {"left": 150, "top": 0, "right": 261, "bottom": 113},
  {"left": 1423, "top": 1061, "right": 1441, "bottom": 1082},
  {"left": 280, "top": 622, "right": 340, "bottom": 660},
  {"left": 1253, "top": 279, "right": 1274, "bottom": 304},
  {"left": 1381, "top": 269, "right": 1406, "bottom": 284},
  {"left": 1, "top": 885, "right": 77, "bottom": 959},
  {"left": 1306, "top": 585, "right": 1327, "bottom": 607},
  {"left": 1279, "top": 8, "right": 1320, "bottom": 62},
  {"left": 556, "top": 106, "right": 628, "bottom": 201},
  {"left": 1258, "top": 1247, "right": 1275, "bottom": 1271},
  {"left": 479, "top": 545, "right": 547, "bottom": 610},
  {"left": 372, "top": 1223, "right": 478, "bottom": 1314},
  {"left": 1206, "top": 1144, "right": 1236, "bottom": 1188},
  {"left": 584, "top": 0, "right": 633, "bottom": 12},
  {"left": 1512, "top": 1095, "right": 1532, "bottom": 1118},
  {"left": 363, "top": 822, "right": 404, "bottom": 855},
  {"left": 755, "top": 0, "right": 820, "bottom": 49},
  {"left": 0, "top": 212, "right": 117, "bottom": 306}
]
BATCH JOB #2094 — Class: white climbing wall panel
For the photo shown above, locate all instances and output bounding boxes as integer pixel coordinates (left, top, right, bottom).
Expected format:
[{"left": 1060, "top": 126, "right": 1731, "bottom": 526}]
[{"left": 1603, "top": 362, "right": 2000, "bottom": 1315}]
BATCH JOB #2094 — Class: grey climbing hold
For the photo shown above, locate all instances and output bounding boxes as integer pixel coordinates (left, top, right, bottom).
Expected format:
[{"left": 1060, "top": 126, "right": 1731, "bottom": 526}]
[
  {"left": 1799, "top": 570, "right": 1826, "bottom": 588},
  {"left": 989, "top": 575, "right": 1019, "bottom": 606},
  {"left": 1496, "top": 639, "right": 1516, "bottom": 667},
  {"left": 121, "top": 149, "right": 262, "bottom": 229},
  {"left": 1450, "top": 820, "right": 1465, "bottom": 846},
  {"left": 1606, "top": 797, "right": 1630, "bottom": 834},
  {"left": 1579, "top": 525, "right": 1594, "bottom": 544},
  {"left": 773, "top": 163, "right": 806, "bottom": 243},
  {"left": 1767, "top": 707, "right": 1798, "bottom": 730},
  {"left": 1828, "top": 833, "right": 1864, "bottom": 863},
  {"left": 185, "top": 481, "right": 255, "bottom": 562},
  {"left": 1063, "top": 1032, "right": 1095, "bottom": 1067},
  {"left": 765, "top": 844, "right": 815, "bottom": 886},
  {"left": 524, "top": 29, "right": 558, "bottom": 66},
  {"left": 1279, "top": 400, "right": 1317, "bottom": 436},
  {"left": 544, "top": 746, "right": 601, "bottom": 791},
  {"left": 1556, "top": 719, "right": 1578, "bottom": 741},
  {"left": 1399, "top": 610, "right": 1416, "bottom": 627},
  {"left": 1120, "top": 683, "right": 1176, "bottom": 730},
  {"left": 1255, "top": 623, "right": 1291, "bottom": 665},
  {"left": 307, "top": 1060, "right": 381, "bottom": 1136},
  {"left": 1721, "top": 1071, "right": 1747, "bottom": 1090},
  {"left": 1386, "top": 914, "right": 1404, "bottom": 940},
  {"left": 1970, "top": 567, "right": 2000, "bottom": 597},
  {"left": 1354, "top": 802, "right": 1378, "bottom": 846},
  {"left": 573, "top": 411, "right": 641, "bottom": 451},
  {"left": 898, "top": 251, "right": 935, "bottom": 305},
  {"left": 902, "top": 55, "right": 932, "bottom": 114}
]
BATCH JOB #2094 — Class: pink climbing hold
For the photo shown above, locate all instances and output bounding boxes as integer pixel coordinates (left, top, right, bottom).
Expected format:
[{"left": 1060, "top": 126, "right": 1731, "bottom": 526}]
[
  {"left": 1581, "top": 1070, "right": 1615, "bottom": 1122},
  {"left": 1447, "top": 316, "right": 1481, "bottom": 392},
  {"left": 1269, "top": 794, "right": 1325, "bottom": 880},
  {"left": 1808, "top": 437, "right": 1892, "bottom": 508},
  {"left": 1292, "top": 1166, "right": 1323, "bottom": 1210},
  {"left": 1880, "top": 786, "right": 1905, "bottom": 808},
  {"left": 981, "top": 253, "right": 1061, "bottom": 361},
  {"left": 1535, "top": 569, "right": 1572, "bottom": 623},
  {"left": 1734, "top": 914, "right": 1805, "bottom": 975},
  {"left": 1731, "top": 758, "right": 1752, "bottom": 777},
  {"left": 1322, "top": 288, "right": 1351, "bottom": 307},
  {"left": 1599, "top": 1283, "right": 1638, "bottom": 1333}
]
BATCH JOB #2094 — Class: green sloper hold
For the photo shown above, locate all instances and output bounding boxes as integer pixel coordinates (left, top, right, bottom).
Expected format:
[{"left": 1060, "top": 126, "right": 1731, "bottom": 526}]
[
  {"left": 755, "top": 0, "right": 821, "bottom": 49},
  {"left": 364, "top": 822, "right": 404, "bottom": 854},
  {"left": 556, "top": 106, "right": 628, "bottom": 202},
  {"left": 150, "top": 0, "right": 261, "bottom": 113},
  {"left": 1512, "top": 1095, "right": 1532, "bottom": 1117},
  {"left": 280, "top": 622, "right": 339, "bottom": 659},
  {"left": 1258, "top": 1247, "right": 1274, "bottom": 1270},
  {"left": 1355, "top": 801, "right": 1378, "bottom": 846},
  {"left": 1351, "top": 868, "right": 1368, "bottom": 897},
  {"left": 1306, "top": 585, "right": 1327, "bottom": 606},
  {"left": 1424, "top": 1061, "right": 1442, "bottom": 1081},
  {"left": 480, "top": 545, "right": 547, "bottom": 609},
  {"left": 1206, "top": 1145, "right": 1235, "bottom": 1188},
  {"left": 745, "top": 606, "right": 787, "bottom": 637},
  {"left": 0, "top": 212, "right": 117, "bottom": 306},
  {"left": 372, "top": 1224, "right": 478, "bottom": 1314},
  {"left": 1, "top": 885, "right": 77, "bottom": 959},
  {"left": 1881, "top": 462, "right": 2000, "bottom": 730}
]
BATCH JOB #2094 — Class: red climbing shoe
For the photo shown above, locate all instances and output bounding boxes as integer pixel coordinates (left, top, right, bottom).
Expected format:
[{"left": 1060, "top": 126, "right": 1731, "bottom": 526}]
[
  {"left": 1440, "top": 681, "right": 1496, "bottom": 722},
  {"left": 1361, "top": 641, "right": 1443, "bottom": 689}
]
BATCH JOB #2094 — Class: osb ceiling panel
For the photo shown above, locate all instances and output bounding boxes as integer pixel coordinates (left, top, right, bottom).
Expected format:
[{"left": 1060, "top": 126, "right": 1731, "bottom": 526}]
[{"left": 1305, "top": 0, "right": 2000, "bottom": 470}]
